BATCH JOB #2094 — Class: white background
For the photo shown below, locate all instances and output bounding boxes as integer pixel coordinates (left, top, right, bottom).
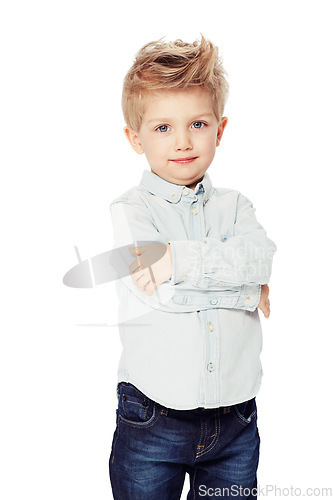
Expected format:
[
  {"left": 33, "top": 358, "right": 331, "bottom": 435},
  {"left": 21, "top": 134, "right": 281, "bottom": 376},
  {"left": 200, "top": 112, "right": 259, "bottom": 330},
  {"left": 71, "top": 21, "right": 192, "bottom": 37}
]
[{"left": 1, "top": 1, "right": 332, "bottom": 498}]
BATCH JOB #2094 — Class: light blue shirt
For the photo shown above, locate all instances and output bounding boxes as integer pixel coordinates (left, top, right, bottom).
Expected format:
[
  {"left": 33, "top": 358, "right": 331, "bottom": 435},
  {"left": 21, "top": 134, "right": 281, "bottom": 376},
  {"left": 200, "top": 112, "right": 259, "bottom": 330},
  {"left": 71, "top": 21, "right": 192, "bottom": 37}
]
[{"left": 110, "top": 169, "right": 277, "bottom": 410}]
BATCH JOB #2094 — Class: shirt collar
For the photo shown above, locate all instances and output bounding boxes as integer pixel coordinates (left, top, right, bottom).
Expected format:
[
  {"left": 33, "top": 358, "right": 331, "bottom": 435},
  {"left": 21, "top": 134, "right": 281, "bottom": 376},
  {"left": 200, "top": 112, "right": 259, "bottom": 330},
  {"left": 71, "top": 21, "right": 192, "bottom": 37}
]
[{"left": 139, "top": 169, "right": 214, "bottom": 204}]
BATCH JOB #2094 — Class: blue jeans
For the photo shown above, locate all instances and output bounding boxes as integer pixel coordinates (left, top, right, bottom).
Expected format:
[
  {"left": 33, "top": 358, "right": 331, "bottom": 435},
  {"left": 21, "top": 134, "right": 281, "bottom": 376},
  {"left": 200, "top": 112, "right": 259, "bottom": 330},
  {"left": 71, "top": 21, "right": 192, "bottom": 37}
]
[{"left": 109, "top": 382, "right": 260, "bottom": 499}]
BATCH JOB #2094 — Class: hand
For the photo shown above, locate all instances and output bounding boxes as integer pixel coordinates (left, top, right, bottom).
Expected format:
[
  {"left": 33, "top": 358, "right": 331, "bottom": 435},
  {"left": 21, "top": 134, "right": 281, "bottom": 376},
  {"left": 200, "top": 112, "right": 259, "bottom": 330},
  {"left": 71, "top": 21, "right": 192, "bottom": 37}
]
[
  {"left": 258, "top": 284, "right": 270, "bottom": 318},
  {"left": 128, "top": 243, "right": 173, "bottom": 296}
]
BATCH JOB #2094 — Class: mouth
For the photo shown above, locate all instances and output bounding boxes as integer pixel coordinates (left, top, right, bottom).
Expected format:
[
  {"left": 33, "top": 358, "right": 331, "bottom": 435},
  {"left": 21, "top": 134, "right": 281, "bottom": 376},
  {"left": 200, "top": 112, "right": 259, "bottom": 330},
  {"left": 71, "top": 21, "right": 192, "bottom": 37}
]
[{"left": 170, "top": 157, "right": 198, "bottom": 164}]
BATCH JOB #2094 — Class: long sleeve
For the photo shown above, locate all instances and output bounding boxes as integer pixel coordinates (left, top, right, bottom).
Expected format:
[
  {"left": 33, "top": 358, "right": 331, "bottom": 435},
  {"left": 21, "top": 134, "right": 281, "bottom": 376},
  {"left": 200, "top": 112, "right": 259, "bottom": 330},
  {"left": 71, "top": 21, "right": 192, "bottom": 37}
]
[
  {"left": 108, "top": 170, "right": 270, "bottom": 410},
  {"left": 169, "top": 193, "right": 277, "bottom": 288},
  {"left": 110, "top": 197, "right": 266, "bottom": 312}
]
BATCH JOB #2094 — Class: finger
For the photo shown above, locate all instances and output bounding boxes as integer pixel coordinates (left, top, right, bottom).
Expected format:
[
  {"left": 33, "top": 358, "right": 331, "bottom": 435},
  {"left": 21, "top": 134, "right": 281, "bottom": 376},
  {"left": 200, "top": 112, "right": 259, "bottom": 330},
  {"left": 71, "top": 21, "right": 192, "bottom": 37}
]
[
  {"left": 259, "top": 304, "right": 270, "bottom": 318},
  {"left": 129, "top": 256, "right": 142, "bottom": 274},
  {"left": 128, "top": 247, "right": 143, "bottom": 260},
  {"left": 129, "top": 262, "right": 137, "bottom": 274},
  {"left": 128, "top": 245, "right": 148, "bottom": 255},
  {"left": 145, "top": 281, "right": 156, "bottom": 296},
  {"left": 130, "top": 263, "right": 141, "bottom": 274},
  {"left": 131, "top": 268, "right": 144, "bottom": 283},
  {"left": 135, "top": 274, "right": 151, "bottom": 291}
]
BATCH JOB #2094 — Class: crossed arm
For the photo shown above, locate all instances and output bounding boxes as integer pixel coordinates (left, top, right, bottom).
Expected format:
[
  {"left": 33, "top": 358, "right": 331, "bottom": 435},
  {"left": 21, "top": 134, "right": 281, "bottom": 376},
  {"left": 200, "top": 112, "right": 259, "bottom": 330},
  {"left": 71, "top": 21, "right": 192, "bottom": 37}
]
[
  {"left": 110, "top": 193, "right": 276, "bottom": 316},
  {"left": 128, "top": 242, "right": 271, "bottom": 318}
]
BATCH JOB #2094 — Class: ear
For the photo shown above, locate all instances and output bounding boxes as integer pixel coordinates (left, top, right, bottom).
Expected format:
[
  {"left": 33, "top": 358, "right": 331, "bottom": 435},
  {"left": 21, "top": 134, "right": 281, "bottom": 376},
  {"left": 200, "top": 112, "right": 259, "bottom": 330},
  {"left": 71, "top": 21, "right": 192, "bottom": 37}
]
[
  {"left": 124, "top": 126, "right": 144, "bottom": 154},
  {"left": 216, "top": 117, "right": 228, "bottom": 147}
]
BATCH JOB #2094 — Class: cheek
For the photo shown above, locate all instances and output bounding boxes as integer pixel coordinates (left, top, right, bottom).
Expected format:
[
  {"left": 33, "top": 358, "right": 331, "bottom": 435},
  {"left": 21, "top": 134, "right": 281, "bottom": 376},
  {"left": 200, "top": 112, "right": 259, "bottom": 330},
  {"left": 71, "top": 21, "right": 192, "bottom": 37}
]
[
  {"left": 153, "top": 140, "right": 171, "bottom": 159},
  {"left": 199, "top": 133, "right": 217, "bottom": 153},
  {"left": 143, "top": 141, "right": 162, "bottom": 159},
  {"left": 146, "top": 136, "right": 169, "bottom": 155}
]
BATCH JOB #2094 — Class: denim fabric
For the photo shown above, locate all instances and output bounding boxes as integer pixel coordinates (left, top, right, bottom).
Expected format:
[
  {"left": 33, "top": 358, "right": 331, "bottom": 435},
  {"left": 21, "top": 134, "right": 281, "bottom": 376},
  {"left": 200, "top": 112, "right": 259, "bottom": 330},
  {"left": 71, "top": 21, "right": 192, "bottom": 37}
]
[
  {"left": 109, "top": 382, "right": 260, "bottom": 500},
  {"left": 110, "top": 169, "right": 277, "bottom": 409}
]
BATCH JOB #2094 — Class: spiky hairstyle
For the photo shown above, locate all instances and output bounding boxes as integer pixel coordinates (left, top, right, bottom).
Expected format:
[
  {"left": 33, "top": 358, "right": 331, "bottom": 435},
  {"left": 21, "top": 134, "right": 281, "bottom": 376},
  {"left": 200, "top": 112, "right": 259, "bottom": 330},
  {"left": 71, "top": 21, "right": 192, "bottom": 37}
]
[{"left": 121, "top": 34, "right": 229, "bottom": 131}]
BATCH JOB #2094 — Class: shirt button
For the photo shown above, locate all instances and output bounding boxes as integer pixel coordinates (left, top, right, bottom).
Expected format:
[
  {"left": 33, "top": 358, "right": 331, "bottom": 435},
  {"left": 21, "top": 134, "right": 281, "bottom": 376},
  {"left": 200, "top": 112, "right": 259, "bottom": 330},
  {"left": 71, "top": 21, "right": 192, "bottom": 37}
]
[
  {"left": 209, "top": 298, "right": 218, "bottom": 305},
  {"left": 244, "top": 296, "right": 251, "bottom": 305},
  {"left": 172, "top": 194, "right": 177, "bottom": 201},
  {"left": 183, "top": 187, "right": 189, "bottom": 195},
  {"left": 191, "top": 207, "right": 198, "bottom": 215},
  {"left": 207, "top": 362, "right": 215, "bottom": 372},
  {"left": 208, "top": 321, "right": 214, "bottom": 332},
  {"left": 222, "top": 237, "right": 228, "bottom": 242},
  {"left": 180, "top": 274, "right": 188, "bottom": 280}
]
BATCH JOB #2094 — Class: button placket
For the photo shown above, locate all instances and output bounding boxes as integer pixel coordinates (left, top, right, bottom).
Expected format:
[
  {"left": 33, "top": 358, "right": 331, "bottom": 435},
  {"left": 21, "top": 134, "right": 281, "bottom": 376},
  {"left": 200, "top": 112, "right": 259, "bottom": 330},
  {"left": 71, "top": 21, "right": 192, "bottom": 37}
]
[
  {"left": 208, "top": 321, "right": 214, "bottom": 332},
  {"left": 204, "top": 308, "right": 219, "bottom": 403},
  {"left": 191, "top": 191, "right": 218, "bottom": 404}
]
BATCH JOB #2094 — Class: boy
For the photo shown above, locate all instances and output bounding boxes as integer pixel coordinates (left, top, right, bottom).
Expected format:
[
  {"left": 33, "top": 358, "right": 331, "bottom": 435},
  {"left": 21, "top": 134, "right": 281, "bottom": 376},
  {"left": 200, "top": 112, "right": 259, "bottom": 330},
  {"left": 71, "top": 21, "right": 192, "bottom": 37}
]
[{"left": 109, "top": 35, "right": 276, "bottom": 499}]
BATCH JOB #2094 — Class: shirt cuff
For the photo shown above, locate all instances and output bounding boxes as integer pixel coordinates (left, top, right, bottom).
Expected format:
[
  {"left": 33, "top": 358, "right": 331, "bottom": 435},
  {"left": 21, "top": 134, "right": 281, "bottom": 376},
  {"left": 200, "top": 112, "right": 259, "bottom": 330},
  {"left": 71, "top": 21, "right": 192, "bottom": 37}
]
[{"left": 235, "top": 284, "right": 261, "bottom": 311}]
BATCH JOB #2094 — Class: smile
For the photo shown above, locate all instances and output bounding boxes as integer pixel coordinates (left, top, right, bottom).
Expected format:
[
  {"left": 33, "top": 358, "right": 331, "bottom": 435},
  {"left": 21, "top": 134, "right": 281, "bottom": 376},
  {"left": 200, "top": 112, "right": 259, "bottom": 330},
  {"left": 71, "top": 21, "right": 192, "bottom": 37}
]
[{"left": 170, "top": 157, "right": 198, "bottom": 164}]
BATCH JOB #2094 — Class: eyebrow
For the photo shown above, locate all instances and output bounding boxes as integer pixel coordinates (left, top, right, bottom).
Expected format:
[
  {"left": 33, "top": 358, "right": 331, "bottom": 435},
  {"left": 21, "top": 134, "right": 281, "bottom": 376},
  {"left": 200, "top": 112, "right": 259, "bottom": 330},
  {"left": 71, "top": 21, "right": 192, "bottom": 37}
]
[{"left": 147, "top": 113, "right": 215, "bottom": 124}]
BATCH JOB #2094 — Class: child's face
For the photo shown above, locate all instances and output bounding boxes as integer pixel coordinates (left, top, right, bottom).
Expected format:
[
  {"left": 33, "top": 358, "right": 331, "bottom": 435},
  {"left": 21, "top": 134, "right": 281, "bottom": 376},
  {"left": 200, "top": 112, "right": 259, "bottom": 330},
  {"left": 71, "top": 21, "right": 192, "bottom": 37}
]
[{"left": 124, "top": 87, "right": 228, "bottom": 190}]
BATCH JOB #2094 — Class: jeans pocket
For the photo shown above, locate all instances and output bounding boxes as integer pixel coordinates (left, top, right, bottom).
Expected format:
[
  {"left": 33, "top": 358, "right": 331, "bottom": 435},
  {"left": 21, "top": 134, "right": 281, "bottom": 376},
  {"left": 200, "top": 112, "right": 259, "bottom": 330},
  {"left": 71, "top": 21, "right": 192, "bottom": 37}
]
[
  {"left": 231, "top": 397, "right": 257, "bottom": 426},
  {"left": 117, "top": 382, "right": 158, "bottom": 428}
]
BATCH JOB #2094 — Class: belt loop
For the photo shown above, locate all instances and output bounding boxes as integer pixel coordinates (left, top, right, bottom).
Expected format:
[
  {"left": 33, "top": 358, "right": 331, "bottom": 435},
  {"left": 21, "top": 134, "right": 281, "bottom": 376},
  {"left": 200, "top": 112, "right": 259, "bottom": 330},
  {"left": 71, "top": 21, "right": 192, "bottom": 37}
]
[{"left": 160, "top": 406, "right": 168, "bottom": 416}]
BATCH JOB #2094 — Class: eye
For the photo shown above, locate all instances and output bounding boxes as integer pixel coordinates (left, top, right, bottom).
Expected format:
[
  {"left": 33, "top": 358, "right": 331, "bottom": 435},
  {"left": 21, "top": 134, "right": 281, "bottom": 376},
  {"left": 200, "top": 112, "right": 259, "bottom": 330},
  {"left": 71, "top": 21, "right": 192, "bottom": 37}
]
[
  {"left": 192, "top": 121, "right": 206, "bottom": 129},
  {"left": 156, "top": 125, "right": 170, "bottom": 133}
]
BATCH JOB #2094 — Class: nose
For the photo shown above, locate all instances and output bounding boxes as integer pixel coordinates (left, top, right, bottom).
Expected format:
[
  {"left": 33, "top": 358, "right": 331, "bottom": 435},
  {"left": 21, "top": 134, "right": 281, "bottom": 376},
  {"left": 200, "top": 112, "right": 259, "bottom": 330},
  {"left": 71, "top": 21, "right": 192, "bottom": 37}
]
[{"left": 174, "top": 129, "right": 193, "bottom": 151}]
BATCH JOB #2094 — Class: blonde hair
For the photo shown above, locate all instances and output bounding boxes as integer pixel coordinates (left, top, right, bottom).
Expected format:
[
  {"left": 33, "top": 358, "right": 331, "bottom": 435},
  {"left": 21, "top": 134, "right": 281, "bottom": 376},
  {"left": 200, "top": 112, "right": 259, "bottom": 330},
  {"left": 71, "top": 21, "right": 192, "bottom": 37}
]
[{"left": 122, "top": 34, "right": 229, "bottom": 132}]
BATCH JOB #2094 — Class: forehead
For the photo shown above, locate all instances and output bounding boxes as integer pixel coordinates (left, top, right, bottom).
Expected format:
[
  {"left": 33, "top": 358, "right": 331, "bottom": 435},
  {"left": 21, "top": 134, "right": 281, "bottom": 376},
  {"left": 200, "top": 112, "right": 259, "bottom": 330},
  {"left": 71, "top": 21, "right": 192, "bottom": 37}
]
[{"left": 142, "top": 87, "right": 214, "bottom": 118}]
